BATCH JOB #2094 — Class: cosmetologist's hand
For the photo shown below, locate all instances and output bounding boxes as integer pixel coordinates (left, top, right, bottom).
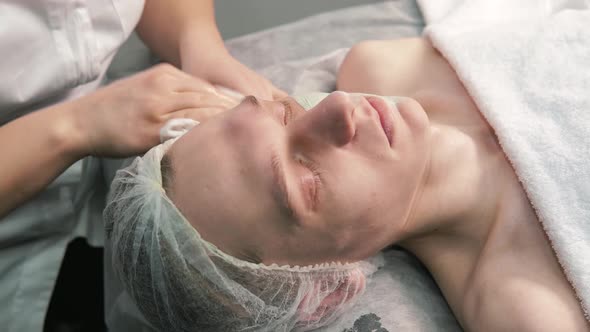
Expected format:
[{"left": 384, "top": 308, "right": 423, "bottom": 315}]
[
  {"left": 182, "top": 48, "right": 287, "bottom": 100},
  {"left": 71, "top": 64, "right": 239, "bottom": 157}
]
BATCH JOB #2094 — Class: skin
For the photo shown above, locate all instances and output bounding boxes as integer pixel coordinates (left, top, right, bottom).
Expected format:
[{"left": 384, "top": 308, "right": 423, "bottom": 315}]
[
  {"left": 0, "top": 0, "right": 283, "bottom": 217},
  {"left": 337, "top": 38, "right": 590, "bottom": 331},
  {"left": 0, "top": 64, "right": 237, "bottom": 218},
  {"left": 167, "top": 38, "right": 590, "bottom": 331},
  {"left": 168, "top": 92, "right": 430, "bottom": 266},
  {"left": 138, "top": 0, "right": 286, "bottom": 100}
]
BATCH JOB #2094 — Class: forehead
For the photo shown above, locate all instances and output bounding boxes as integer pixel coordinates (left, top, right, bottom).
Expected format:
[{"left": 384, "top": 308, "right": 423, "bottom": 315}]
[
  {"left": 165, "top": 114, "right": 292, "bottom": 256},
  {"left": 168, "top": 116, "right": 261, "bottom": 213}
]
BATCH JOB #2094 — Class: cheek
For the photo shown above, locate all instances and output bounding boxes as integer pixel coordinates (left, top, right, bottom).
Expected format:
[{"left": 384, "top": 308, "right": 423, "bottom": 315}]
[
  {"left": 396, "top": 98, "right": 430, "bottom": 132},
  {"left": 361, "top": 188, "right": 392, "bottom": 222},
  {"left": 347, "top": 172, "right": 411, "bottom": 223},
  {"left": 329, "top": 176, "right": 387, "bottom": 223}
]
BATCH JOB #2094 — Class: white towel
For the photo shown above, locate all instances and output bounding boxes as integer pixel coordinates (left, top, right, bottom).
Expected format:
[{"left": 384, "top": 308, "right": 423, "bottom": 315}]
[
  {"left": 159, "top": 118, "right": 199, "bottom": 143},
  {"left": 417, "top": 0, "right": 590, "bottom": 317}
]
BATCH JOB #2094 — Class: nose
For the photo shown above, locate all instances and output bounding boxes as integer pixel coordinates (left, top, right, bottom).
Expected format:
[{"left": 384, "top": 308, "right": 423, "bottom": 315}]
[{"left": 289, "top": 91, "right": 355, "bottom": 147}]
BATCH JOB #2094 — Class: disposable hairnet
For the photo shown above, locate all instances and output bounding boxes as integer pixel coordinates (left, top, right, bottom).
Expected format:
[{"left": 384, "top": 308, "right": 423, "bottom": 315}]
[{"left": 104, "top": 137, "right": 384, "bottom": 332}]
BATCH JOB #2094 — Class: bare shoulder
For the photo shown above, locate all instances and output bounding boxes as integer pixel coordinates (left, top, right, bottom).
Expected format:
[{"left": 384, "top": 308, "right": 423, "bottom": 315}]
[
  {"left": 337, "top": 38, "right": 432, "bottom": 96},
  {"left": 463, "top": 276, "right": 589, "bottom": 332},
  {"left": 461, "top": 187, "right": 590, "bottom": 332},
  {"left": 337, "top": 37, "right": 467, "bottom": 102}
]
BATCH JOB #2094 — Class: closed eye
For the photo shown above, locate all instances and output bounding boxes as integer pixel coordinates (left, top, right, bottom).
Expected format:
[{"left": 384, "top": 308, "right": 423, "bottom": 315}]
[
  {"left": 294, "top": 154, "right": 323, "bottom": 211},
  {"left": 280, "top": 100, "right": 293, "bottom": 125}
]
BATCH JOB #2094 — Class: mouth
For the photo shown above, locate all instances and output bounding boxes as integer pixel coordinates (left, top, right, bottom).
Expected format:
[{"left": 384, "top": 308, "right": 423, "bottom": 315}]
[{"left": 365, "top": 96, "right": 394, "bottom": 146}]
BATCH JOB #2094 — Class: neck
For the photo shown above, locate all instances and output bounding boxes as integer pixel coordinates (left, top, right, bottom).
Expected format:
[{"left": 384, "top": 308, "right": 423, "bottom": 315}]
[{"left": 396, "top": 99, "right": 509, "bottom": 253}]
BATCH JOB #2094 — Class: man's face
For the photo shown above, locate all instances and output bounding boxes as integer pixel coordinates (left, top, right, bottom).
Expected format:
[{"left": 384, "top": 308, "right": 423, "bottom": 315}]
[{"left": 167, "top": 92, "right": 431, "bottom": 266}]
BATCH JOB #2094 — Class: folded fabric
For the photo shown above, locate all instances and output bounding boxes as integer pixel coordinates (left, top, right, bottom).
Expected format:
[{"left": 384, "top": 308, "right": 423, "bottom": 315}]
[
  {"left": 159, "top": 118, "right": 199, "bottom": 143},
  {"left": 417, "top": 0, "right": 590, "bottom": 317}
]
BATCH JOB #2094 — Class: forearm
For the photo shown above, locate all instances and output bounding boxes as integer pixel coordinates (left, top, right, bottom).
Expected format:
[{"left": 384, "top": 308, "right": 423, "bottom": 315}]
[
  {"left": 0, "top": 61, "right": 236, "bottom": 218},
  {"left": 0, "top": 102, "right": 86, "bottom": 218},
  {"left": 136, "top": 0, "right": 282, "bottom": 99},
  {"left": 136, "top": 0, "right": 226, "bottom": 67}
]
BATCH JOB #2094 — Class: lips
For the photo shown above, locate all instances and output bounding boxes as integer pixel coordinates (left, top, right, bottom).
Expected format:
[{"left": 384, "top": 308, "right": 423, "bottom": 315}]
[{"left": 366, "top": 96, "right": 394, "bottom": 146}]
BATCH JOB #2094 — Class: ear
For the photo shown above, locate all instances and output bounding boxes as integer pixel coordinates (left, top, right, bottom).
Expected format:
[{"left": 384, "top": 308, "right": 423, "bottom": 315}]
[{"left": 296, "top": 269, "right": 366, "bottom": 325}]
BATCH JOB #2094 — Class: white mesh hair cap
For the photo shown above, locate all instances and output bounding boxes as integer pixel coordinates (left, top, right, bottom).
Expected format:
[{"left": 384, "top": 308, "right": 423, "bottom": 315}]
[{"left": 104, "top": 137, "right": 384, "bottom": 332}]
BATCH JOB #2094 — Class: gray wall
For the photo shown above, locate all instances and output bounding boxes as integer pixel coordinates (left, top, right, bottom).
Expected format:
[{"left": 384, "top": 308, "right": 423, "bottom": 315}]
[{"left": 215, "top": 0, "right": 382, "bottom": 39}]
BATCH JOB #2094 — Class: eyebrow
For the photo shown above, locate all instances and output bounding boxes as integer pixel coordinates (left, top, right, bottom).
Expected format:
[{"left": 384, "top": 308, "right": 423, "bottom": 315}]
[
  {"left": 242, "top": 95, "right": 260, "bottom": 107},
  {"left": 270, "top": 149, "right": 296, "bottom": 220}
]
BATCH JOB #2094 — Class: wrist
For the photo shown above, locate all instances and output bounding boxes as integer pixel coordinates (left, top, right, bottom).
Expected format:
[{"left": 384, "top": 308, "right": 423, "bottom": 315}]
[
  {"left": 49, "top": 100, "right": 93, "bottom": 160},
  {"left": 178, "top": 22, "right": 229, "bottom": 71}
]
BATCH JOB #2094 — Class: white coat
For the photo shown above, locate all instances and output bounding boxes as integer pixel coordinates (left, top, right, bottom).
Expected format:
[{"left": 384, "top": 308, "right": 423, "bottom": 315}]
[{"left": 0, "top": 1, "right": 145, "bottom": 331}]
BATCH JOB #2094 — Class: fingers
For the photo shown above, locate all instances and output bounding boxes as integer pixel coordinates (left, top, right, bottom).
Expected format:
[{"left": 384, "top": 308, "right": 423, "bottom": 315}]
[
  {"left": 174, "top": 75, "right": 218, "bottom": 94},
  {"left": 167, "top": 107, "right": 226, "bottom": 123},
  {"left": 170, "top": 70, "right": 244, "bottom": 107},
  {"left": 170, "top": 91, "right": 238, "bottom": 111},
  {"left": 162, "top": 62, "right": 287, "bottom": 103},
  {"left": 169, "top": 66, "right": 221, "bottom": 94},
  {"left": 214, "top": 85, "right": 245, "bottom": 100},
  {"left": 211, "top": 75, "right": 275, "bottom": 100},
  {"left": 215, "top": 81, "right": 267, "bottom": 100},
  {"left": 231, "top": 83, "right": 282, "bottom": 101}
]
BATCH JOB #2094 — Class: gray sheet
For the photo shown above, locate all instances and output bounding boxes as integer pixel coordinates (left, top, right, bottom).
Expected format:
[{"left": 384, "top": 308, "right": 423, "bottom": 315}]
[
  {"left": 225, "top": 0, "right": 423, "bottom": 94},
  {"left": 103, "top": 1, "right": 461, "bottom": 331}
]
